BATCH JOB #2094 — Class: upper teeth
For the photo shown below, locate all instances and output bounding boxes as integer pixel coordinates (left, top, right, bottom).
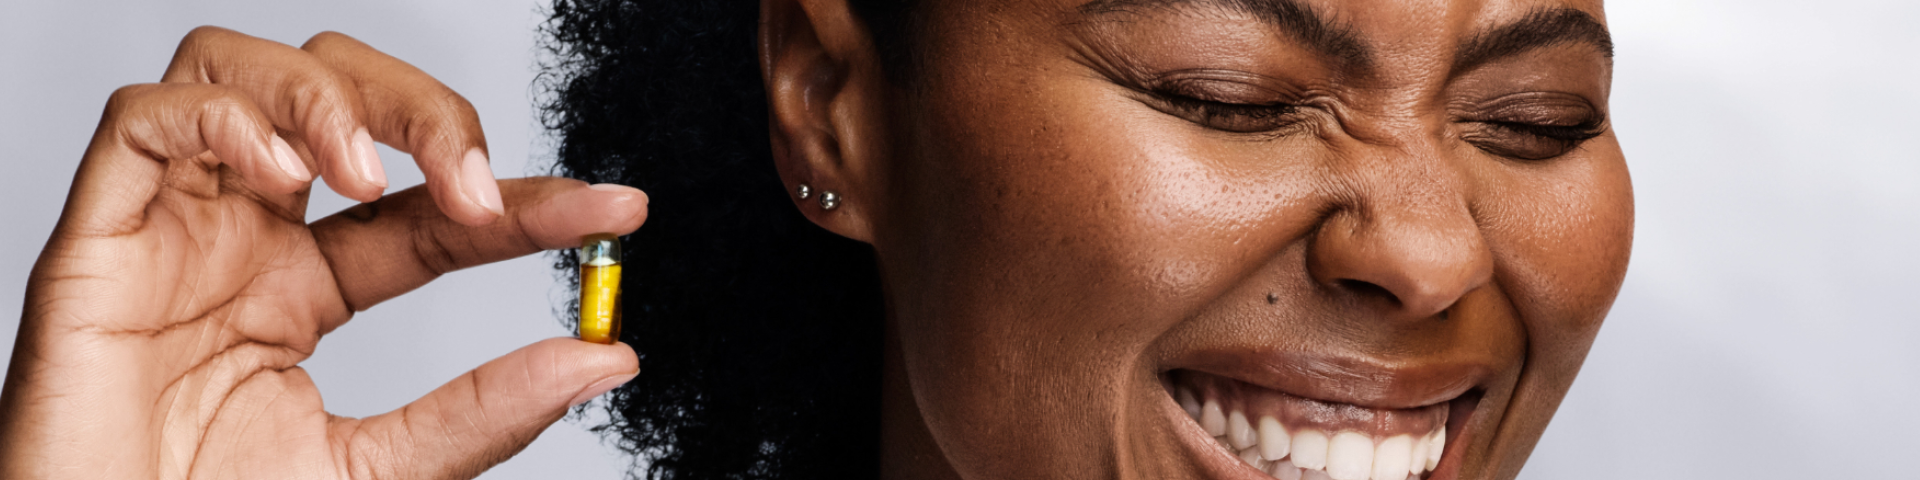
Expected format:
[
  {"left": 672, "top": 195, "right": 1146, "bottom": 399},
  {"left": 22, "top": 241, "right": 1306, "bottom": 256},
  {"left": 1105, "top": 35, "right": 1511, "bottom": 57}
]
[{"left": 1178, "top": 386, "right": 1445, "bottom": 480}]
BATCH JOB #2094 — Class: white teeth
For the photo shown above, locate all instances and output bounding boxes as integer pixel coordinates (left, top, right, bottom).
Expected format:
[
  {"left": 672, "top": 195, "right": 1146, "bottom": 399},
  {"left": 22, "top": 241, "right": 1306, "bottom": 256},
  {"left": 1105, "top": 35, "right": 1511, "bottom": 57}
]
[
  {"left": 1271, "top": 459, "right": 1303, "bottom": 480},
  {"left": 1370, "top": 435, "right": 1413, "bottom": 480},
  {"left": 1408, "top": 432, "right": 1429, "bottom": 476},
  {"left": 1178, "top": 388, "right": 1202, "bottom": 420},
  {"left": 1290, "top": 429, "right": 1329, "bottom": 471},
  {"left": 1201, "top": 400, "right": 1228, "bottom": 436},
  {"left": 1177, "top": 387, "right": 1449, "bottom": 480},
  {"left": 1326, "top": 432, "right": 1375, "bottom": 480},
  {"left": 1240, "top": 446, "right": 1270, "bottom": 470},
  {"left": 1228, "top": 410, "right": 1259, "bottom": 450},
  {"left": 1426, "top": 426, "right": 1445, "bottom": 471},
  {"left": 1258, "top": 415, "right": 1291, "bottom": 461}
]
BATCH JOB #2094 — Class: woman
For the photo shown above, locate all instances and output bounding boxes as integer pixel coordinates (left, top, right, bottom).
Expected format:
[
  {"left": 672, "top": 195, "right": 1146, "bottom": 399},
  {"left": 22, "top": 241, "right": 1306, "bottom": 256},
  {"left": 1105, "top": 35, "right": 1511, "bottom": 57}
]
[{"left": 0, "top": 0, "right": 1630, "bottom": 479}]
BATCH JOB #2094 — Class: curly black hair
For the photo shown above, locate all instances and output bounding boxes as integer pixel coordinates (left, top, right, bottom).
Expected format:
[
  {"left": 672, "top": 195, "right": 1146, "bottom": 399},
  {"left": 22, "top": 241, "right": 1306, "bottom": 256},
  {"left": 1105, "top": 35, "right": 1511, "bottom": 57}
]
[{"left": 538, "top": 1, "right": 918, "bottom": 479}]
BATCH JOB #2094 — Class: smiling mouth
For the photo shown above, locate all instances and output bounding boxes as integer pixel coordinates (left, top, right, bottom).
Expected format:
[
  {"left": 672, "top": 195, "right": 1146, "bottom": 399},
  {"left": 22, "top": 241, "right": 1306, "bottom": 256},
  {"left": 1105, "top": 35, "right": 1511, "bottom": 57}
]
[{"left": 1167, "top": 370, "right": 1465, "bottom": 480}]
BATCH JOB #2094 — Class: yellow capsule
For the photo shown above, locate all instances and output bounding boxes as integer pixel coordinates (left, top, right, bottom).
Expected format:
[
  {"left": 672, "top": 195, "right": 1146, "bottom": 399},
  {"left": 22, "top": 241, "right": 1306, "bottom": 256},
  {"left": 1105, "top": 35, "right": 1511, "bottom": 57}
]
[{"left": 578, "top": 233, "right": 622, "bottom": 345}]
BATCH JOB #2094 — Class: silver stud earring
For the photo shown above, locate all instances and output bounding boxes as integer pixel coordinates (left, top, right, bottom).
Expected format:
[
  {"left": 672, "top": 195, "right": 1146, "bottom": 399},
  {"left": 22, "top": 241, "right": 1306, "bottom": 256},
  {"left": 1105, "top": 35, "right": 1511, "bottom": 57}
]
[
  {"left": 796, "top": 183, "right": 813, "bottom": 200},
  {"left": 819, "top": 191, "right": 840, "bottom": 211}
]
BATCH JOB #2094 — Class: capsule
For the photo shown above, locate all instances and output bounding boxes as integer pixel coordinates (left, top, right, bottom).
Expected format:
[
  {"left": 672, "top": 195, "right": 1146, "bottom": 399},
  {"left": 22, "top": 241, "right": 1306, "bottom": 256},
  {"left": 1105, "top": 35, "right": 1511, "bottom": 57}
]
[{"left": 578, "top": 233, "right": 622, "bottom": 344}]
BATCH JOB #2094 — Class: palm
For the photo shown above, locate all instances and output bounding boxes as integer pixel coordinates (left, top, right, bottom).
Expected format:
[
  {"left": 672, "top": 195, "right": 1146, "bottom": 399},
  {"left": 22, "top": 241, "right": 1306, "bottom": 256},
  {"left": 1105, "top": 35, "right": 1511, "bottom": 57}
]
[{"left": 35, "top": 169, "right": 348, "bottom": 477}]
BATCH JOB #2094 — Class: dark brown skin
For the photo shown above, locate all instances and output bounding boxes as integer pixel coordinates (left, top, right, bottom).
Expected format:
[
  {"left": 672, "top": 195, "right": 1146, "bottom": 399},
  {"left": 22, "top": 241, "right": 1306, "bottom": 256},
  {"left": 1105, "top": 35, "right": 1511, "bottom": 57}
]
[
  {"left": 0, "top": 0, "right": 1625, "bottom": 478},
  {"left": 766, "top": 0, "right": 1630, "bottom": 479}
]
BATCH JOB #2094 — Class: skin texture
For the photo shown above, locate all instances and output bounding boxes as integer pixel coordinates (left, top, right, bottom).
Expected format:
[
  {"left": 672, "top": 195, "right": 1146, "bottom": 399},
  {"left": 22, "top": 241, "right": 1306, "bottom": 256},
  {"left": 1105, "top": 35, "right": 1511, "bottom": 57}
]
[
  {"left": 763, "top": 0, "right": 1629, "bottom": 479},
  {"left": 2, "top": 0, "right": 1628, "bottom": 478},
  {"left": 0, "top": 27, "right": 644, "bottom": 479}
]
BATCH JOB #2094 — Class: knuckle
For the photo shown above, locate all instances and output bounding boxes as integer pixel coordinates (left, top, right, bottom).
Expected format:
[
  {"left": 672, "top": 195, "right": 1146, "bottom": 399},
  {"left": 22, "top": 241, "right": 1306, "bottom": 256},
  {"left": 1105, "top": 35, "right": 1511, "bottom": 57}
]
[
  {"left": 408, "top": 219, "right": 466, "bottom": 278},
  {"left": 412, "top": 89, "right": 478, "bottom": 122},
  {"left": 174, "top": 26, "right": 237, "bottom": 62},
  {"left": 437, "top": 90, "right": 480, "bottom": 118},
  {"left": 345, "top": 424, "right": 409, "bottom": 480},
  {"left": 97, "top": 84, "right": 266, "bottom": 165},
  {"left": 103, "top": 84, "right": 152, "bottom": 114},
  {"left": 288, "top": 72, "right": 348, "bottom": 105},
  {"left": 394, "top": 91, "right": 478, "bottom": 150},
  {"left": 285, "top": 70, "right": 362, "bottom": 128},
  {"left": 100, "top": 84, "right": 198, "bottom": 136},
  {"left": 100, "top": 85, "right": 166, "bottom": 149},
  {"left": 301, "top": 30, "right": 356, "bottom": 53},
  {"left": 198, "top": 93, "right": 260, "bottom": 133},
  {"left": 179, "top": 25, "right": 232, "bottom": 48}
]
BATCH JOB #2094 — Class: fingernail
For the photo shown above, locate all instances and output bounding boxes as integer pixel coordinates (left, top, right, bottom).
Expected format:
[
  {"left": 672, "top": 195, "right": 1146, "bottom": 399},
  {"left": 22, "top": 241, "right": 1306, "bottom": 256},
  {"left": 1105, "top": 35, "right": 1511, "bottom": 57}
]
[
  {"left": 351, "top": 128, "right": 387, "bottom": 190},
  {"left": 588, "top": 183, "right": 636, "bottom": 193},
  {"left": 588, "top": 183, "right": 647, "bottom": 203},
  {"left": 462, "top": 148, "right": 505, "bottom": 216},
  {"left": 269, "top": 135, "right": 310, "bottom": 182},
  {"left": 569, "top": 371, "right": 637, "bottom": 407}
]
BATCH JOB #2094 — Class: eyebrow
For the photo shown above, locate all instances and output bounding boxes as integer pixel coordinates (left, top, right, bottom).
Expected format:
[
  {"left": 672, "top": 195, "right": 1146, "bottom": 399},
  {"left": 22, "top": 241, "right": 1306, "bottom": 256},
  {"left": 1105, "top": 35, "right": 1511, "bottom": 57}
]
[
  {"left": 1452, "top": 8, "right": 1615, "bottom": 75},
  {"left": 1078, "top": 1, "right": 1614, "bottom": 79},
  {"left": 1078, "top": 0, "right": 1373, "bottom": 72}
]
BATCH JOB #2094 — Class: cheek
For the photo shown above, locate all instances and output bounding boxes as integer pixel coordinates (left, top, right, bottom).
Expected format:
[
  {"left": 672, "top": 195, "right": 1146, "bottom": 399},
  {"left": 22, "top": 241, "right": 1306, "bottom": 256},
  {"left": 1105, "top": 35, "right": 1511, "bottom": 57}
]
[
  {"left": 877, "top": 62, "right": 1326, "bottom": 475},
  {"left": 1475, "top": 134, "right": 1632, "bottom": 372},
  {"left": 1457, "top": 136, "right": 1630, "bottom": 478}
]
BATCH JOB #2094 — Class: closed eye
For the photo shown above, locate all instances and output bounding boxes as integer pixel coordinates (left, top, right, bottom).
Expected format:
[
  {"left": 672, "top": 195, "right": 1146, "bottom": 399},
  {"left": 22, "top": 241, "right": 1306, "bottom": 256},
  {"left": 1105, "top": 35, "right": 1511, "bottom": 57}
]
[
  {"left": 1152, "top": 92, "right": 1302, "bottom": 134},
  {"left": 1465, "top": 117, "right": 1607, "bottom": 160}
]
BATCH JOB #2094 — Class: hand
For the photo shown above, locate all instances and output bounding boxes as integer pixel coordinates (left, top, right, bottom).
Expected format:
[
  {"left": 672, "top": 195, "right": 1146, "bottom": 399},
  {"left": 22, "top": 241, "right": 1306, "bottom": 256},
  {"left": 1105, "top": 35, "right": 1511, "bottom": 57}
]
[{"left": 0, "top": 27, "right": 645, "bottom": 480}]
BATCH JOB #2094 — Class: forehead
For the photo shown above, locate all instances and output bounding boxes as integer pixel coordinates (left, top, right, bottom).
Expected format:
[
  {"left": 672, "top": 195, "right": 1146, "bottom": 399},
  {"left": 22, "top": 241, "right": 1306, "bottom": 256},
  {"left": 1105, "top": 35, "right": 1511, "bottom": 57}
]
[
  {"left": 944, "top": 0, "right": 1608, "bottom": 48},
  {"left": 925, "top": 0, "right": 1609, "bottom": 82},
  {"left": 984, "top": 0, "right": 1606, "bottom": 21}
]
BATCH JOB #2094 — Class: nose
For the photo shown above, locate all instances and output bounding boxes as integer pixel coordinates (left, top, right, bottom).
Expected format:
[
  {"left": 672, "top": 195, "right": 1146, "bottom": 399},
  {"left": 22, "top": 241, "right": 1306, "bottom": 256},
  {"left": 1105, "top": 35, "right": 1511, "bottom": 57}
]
[{"left": 1306, "top": 176, "right": 1493, "bottom": 321}]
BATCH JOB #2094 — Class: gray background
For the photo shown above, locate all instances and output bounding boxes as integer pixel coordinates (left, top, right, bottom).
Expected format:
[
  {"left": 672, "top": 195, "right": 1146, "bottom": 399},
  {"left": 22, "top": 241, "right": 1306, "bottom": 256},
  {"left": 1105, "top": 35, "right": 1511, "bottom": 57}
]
[{"left": 1, "top": 1, "right": 1913, "bottom": 479}]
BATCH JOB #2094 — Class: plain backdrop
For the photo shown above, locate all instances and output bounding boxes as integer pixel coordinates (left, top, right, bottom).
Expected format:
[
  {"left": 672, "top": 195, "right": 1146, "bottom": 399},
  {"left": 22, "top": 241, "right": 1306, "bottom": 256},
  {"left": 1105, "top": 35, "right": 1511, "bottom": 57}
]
[{"left": 1, "top": 1, "right": 1914, "bottom": 479}]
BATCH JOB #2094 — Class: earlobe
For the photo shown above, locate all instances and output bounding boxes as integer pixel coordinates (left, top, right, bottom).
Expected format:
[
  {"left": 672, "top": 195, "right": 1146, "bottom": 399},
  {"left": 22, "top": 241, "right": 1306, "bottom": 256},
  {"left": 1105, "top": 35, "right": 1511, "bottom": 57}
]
[{"left": 760, "top": 0, "right": 884, "bottom": 243}]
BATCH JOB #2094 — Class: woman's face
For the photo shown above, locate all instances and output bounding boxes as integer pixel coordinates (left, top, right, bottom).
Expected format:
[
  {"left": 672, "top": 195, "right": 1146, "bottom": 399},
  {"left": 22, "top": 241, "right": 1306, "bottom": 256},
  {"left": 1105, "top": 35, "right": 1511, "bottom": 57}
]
[{"left": 863, "top": 0, "right": 1628, "bottom": 479}]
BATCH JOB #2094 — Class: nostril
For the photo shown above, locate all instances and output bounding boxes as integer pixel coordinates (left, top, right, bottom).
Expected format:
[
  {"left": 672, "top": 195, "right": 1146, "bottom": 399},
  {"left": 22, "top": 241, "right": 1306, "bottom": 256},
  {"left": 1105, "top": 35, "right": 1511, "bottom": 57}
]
[
  {"left": 1334, "top": 279, "right": 1400, "bottom": 307},
  {"left": 1306, "top": 200, "right": 1493, "bottom": 321}
]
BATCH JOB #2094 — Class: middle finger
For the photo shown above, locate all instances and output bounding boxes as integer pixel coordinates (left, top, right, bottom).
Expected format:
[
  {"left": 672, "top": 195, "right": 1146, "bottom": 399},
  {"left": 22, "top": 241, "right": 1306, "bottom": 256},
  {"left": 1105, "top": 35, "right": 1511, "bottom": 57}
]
[
  {"left": 303, "top": 31, "right": 504, "bottom": 227},
  {"left": 161, "top": 26, "right": 388, "bottom": 203}
]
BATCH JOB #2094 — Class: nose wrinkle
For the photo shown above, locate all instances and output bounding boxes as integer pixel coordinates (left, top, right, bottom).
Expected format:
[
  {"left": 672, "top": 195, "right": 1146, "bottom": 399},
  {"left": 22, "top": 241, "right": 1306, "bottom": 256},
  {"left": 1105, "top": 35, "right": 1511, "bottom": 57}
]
[{"left": 1306, "top": 195, "right": 1492, "bottom": 320}]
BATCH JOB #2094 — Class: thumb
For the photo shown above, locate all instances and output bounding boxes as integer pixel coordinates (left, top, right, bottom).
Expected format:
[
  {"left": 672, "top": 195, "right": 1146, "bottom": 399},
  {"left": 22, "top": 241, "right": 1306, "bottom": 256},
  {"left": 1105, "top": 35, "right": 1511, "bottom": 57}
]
[{"left": 337, "top": 337, "right": 637, "bottom": 480}]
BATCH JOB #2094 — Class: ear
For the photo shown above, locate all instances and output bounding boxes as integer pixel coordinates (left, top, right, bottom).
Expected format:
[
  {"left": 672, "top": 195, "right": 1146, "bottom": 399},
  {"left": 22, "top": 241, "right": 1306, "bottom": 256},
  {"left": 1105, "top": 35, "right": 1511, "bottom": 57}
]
[{"left": 761, "top": 0, "right": 889, "bottom": 243}]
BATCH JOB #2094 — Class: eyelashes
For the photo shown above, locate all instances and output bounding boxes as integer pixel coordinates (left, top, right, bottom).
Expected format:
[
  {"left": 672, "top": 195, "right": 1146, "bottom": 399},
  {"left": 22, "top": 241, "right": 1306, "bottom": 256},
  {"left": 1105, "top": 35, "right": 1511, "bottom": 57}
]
[
  {"left": 1464, "top": 115, "right": 1608, "bottom": 160},
  {"left": 1149, "top": 91, "right": 1303, "bottom": 134},
  {"left": 1461, "top": 92, "right": 1609, "bottom": 160},
  {"left": 1128, "top": 69, "right": 1308, "bottom": 134},
  {"left": 1145, "top": 89, "right": 1605, "bottom": 160},
  {"left": 1486, "top": 121, "right": 1605, "bottom": 142}
]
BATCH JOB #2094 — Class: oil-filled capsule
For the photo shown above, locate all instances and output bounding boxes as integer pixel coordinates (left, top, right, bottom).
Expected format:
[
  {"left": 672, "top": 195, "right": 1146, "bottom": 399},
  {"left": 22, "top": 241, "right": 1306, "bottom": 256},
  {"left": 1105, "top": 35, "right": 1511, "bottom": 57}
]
[{"left": 578, "top": 233, "right": 622, "bottom": 344}]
